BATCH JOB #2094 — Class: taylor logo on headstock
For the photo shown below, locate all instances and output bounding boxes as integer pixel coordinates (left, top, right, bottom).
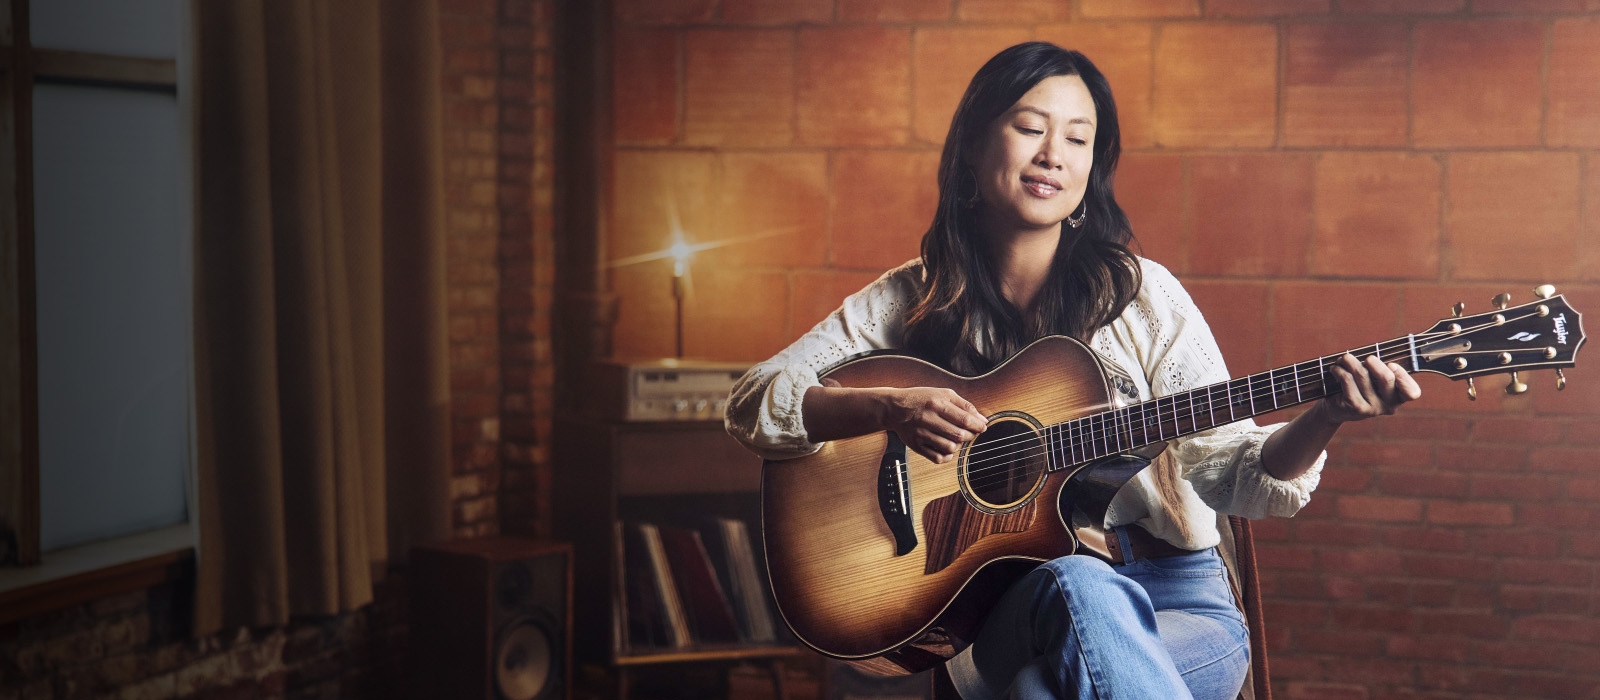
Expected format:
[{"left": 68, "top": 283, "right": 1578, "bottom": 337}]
[{"left": 1555, "top": 314, "right": 1569, "bottom": 345}]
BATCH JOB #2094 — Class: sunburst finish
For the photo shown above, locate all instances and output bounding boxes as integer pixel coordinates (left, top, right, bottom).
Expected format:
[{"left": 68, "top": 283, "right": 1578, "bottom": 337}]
[{"left": 761, "top": 336, "right": 1118, "bottom": 665}]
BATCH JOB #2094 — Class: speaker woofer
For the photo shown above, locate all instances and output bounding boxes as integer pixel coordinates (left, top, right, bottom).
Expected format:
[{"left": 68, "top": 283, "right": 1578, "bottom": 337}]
[{"left": 496, "top": 617, "right": 556, "bottom": 700}]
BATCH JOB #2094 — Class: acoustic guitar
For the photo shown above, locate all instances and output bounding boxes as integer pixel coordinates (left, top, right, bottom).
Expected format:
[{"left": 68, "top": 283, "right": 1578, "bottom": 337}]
[{"left": 760, "top": 288, "right": 1585, "bottom": 676}]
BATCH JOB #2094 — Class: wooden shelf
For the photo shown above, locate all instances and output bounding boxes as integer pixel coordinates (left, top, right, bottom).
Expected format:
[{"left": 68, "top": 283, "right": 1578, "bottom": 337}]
[{"left": 614, "top": 642, "right": 804, "bottom": 667}]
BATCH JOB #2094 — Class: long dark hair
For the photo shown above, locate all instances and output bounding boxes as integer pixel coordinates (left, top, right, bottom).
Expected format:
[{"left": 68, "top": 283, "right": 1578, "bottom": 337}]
[{"left": 903, "top": 42, "right": 1142, "bottom": 376}]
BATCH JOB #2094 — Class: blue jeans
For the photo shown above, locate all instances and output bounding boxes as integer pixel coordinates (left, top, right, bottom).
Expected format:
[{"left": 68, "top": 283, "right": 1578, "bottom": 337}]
[{"left": 946, "top": 542, "right": 1250, "bottom": 700}]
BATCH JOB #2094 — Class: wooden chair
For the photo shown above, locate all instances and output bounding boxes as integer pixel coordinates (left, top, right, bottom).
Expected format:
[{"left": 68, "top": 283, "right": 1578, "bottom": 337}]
[{"left": 930, "top": 515, "right": 1271, "bottom": 700}]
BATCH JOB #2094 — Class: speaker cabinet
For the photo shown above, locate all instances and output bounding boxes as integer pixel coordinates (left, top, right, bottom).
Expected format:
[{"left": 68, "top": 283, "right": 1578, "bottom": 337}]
[{"left": 411, "top": 537, "right": 572, "bottom": 700}]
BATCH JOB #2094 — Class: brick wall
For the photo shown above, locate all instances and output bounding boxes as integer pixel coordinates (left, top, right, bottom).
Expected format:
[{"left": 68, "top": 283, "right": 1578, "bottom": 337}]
[
  {"left": 0, "top": 578, "right": 408, "bottom": 700},
  {"left": 441, "top": 0, "right": 558, "bottom": 538},
  {"left": 606, "top": 2, "right": 1600, "bottom": 698},
  {"left": 0, "top": 2, "right": 558, "bottom": 696}
]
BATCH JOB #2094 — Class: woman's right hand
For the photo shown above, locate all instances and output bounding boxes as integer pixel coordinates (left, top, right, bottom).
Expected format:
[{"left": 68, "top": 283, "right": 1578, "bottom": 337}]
[{"left": 873, "top": 386, "right": 988, "bottom": 464}]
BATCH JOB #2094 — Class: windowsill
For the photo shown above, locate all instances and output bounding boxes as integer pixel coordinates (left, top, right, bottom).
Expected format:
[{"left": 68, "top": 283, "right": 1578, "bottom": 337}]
[{"left": 0, "top": 524, "right": 195, "bottom": 626}]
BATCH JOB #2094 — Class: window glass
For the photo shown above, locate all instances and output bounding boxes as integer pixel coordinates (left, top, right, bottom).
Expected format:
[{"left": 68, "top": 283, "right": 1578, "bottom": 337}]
[
  {"left": 31, "top": 0, "right": 180, "bottom": 59},
  {"left": 34, "top": 83, "right": 189, "bottom": 551}
]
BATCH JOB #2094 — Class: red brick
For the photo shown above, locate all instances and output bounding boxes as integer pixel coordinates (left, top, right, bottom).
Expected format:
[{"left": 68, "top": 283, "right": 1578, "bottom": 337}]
[
  {"left": 1208, "top": 0, "right": 1329, "bottom": 15},
  {"left": 1586, "top": 156, "right": 1600, "bottom": 282},
  {"left": 791, "top": 270, "right": 886, "bottom": 334},
  {"left": 707, "top": 151, "right": 829, "bottom": 268},
  {"left": 1572, "top": 478, "right": 1600, "bottom": 499},
  {"left": 1336, "top": 439, "right": 1435, "bottom": 469},
  {"left": 797, "top": 27, "right": 911, "bottom": 146},
  {"left": 956, "top": 0, "right": 1069, "bottom": 21},
  {"left": 1499, "top": 558, "right": 1595, "bottom": 587},
  {"left": 1413, "top": 610, "right": 1509, "bottom": 639},
  {"left": 1472, "top": 417, "right": 1565, "bottom": 444},
  {"left": 1317, "top": 465, "right": 1375, "bottom": 492},
  {"left": 1529, "top": 446, "right": 1600, "bottom": 473},
  {"left": 1311, "top": 153, "right": 1441, "bottom": 280},
  {"left": 1402, "top": 552, "right": 1497, "bottom": 580},
  {"left": 838, "top": 0, "right": 951, "bottom": 21},
  {"left": 1284, "top": 24, "right": 1408, "bottom": 147},
  {"left": 1338, "top": 494, "right": 1424, "bottom": 521},
  {"left": 1388, "top": 526, "right": 1470, "bottom": 552},
  {"left": 1285, "top": 683, "right": 1370, "bottom": 700},
  {"left": 829, "top": 150, "right": 941, "bottom": 271},
  {"left": 1292, "top": 629, "right": 1390, "bottom": 655},
  {"left": 1080, "top": 0, "right": 1200, "bottom": 17},
  {"left": 1412, "top": 21, "right": 1543, "bottom": 148},
  {"left": 1550, "top": 19, "right": 1600, "bottom": 147},
  {"left": 722, "top": 0, "right": 833, "bottom": 24},
  {"left": 683, "top": 29, "right": 795, "bottom": 146},
  {"left": 1426, "top": 500, "right": 1515, "bottom": 525},
  {"left": 1474, "top": 0, "right": 1588, "bottom": 10},
  {"left": 1264, "top": 600, "right": 1331, "bottom": 625},
  {"left": 1476, "top": 641, "right": 1575, "bottom": 671},
  {"left": 1437, "top": 443, "right": 1526, "bottom": 471},
  {"left": 1333, "top": 606, "right": 1414, "bottom": 633},
  {"left": 1386, "top": 634, "right": 1475, "bottom": 662},
  {"left": 613, "top": 28, "right": 678, "bottom": 145},
  {"left": 1468, "top": 473, "right": 1562, "bottom": 501},
  {"left": 683, "top": 268, "right": 792, "bottom": 361},
  {"left": 1270, "top": 283, "right": 1401, "bottom": 367},
  {"left": 1379, "top": 470, "right": 1467, "bottom": 497},
  {"left": 1257, "top": 545, "right": 1318, "bottom": 571},
  {"left": 1115, "top": 154, "right": 1184, "bottom": 269},
  {"left": 610, "top": 150, "right": 718, "bottom": 264},
  {"left": 1295, "top": 520, "right": 1382, "bottom": 546},
  {"left": 1510, "top": 616, "right": 1599, "bottom": 643},
  {"left": 1152, "top": 24, "right": 1277, "bottom": 148},
  {"left": 1447, "top": 153, "right": 1581, "bottom": 282},
  {"left": 1376, "top": 415, "right": 1470, "bottom": 441},
  {"left": 1032, "top": 23, "right": 1155, "bottom": 149},
  {"left": 1189, "top": 155, "right": 1314, "bottom": 277},
  {"left": 616, "top": 0, "right": 716, "bottom": 23},
  {"left": 1186, "top": 281, "right": 1271, "bottom": 374},
  {"left": 911, "top": 26, "right": 1034, "bottom": 144},
  {"left": 1319, "top": 549, "right": 1405, "bottom": 575},
  {"left": 1570, "top": 419, "right": 1600, "bottom": 444},
  {"left": 1339, "top": 0, "right": 1463, "bottom": 10}
]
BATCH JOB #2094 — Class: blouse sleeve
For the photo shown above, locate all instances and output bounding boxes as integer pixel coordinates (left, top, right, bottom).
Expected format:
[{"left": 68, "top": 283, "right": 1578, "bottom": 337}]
[
  {"left": 1133, "top": 262, "right": 1325, "bottom": 519},
  {"left": 724, "top": 264, "right": 918, "bottom": 461}
]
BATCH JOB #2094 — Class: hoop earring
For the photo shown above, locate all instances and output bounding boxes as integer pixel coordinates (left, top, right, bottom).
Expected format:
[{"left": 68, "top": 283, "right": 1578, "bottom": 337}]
[
  {"left": 959, "top": 169, "right": 981, "bottom": 208},
  {"left": 1066, "top": 199, "right": 1087, "bottom": 229}
]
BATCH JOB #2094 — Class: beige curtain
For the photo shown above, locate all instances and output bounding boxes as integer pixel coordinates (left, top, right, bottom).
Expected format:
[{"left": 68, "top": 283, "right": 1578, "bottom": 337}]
[{"left": 192, "top": 0, "right": 452, "bottom": 634}]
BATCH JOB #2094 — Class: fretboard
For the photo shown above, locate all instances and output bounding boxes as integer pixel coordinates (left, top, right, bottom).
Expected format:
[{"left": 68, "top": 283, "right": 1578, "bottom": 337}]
[{"left": 1042, "top": 336, "right": 1416, "bottom": 471}]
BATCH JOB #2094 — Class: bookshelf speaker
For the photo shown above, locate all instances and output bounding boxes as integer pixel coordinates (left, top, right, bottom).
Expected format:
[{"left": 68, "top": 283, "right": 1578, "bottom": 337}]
[{"left": 411, "top": 537, "right": 572, "bottom": 700}]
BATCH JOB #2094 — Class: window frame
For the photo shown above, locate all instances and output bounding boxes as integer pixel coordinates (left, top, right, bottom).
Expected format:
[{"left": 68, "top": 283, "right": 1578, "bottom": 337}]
[{"left": 0, "top": 0, "right": 196, "bottom": 622}]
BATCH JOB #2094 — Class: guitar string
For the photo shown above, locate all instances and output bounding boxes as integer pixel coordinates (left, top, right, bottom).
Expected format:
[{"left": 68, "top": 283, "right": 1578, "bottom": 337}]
[
  {"left": 959, "top": 312, "right": 1553, "bottom": 491},
  {"left": 956, "top": 312, "right": 1536, "bottom": 469},
  {"left": 957, "top": 329, "right": 1437, "bottom": 468},
  {"left": 956, "top": 313, "right": 1550, "bottom": 489}
]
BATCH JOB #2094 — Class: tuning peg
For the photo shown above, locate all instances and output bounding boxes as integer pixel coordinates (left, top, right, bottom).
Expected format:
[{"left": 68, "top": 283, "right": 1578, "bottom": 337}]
[
  {"left": 1506, "top": 371, "right": 1528, "bottom": 395},
  {"left": 1493, "top": 293, "right": 1512, "bottom": 310},
  {"left": 1452, "top": 302, "right": 1466, "bottom": 318},
  {"left": 1534, "top": 284, "right": 1557, "bottom": 300},
  {"left": 1556, "top": 368, "right": 1567, "bottom": 391},
  {"left": 1467, "top": 377, "right": 1477, "bottom": 401}
]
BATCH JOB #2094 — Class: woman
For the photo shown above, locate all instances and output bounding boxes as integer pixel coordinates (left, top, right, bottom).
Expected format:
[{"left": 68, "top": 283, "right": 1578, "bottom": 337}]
[{"left": 726, "top": 42, "right": 1420, "bottom": 700}]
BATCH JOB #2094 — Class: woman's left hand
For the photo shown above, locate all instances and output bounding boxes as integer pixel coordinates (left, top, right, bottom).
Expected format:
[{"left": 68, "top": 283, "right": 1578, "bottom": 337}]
[{"left": 1317, "top": 352, "right": 1424, "bottom": 424}]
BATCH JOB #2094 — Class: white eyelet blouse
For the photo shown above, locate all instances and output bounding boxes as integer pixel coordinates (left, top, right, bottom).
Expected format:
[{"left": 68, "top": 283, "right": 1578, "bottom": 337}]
[{"left": 724, "top": 257, "right": 1324, "bottom": 550}]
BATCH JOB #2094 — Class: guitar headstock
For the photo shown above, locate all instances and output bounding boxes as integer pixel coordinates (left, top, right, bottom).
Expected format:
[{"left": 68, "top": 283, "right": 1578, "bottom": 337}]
[{"left": 1413, "top": 286, "right": 1585, "bottom": 398}]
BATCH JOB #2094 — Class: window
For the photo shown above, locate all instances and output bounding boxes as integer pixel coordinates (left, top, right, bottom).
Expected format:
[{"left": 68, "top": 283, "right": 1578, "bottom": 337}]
[{"left": 0, "top": 0, "right": 193, "bottom": 604}]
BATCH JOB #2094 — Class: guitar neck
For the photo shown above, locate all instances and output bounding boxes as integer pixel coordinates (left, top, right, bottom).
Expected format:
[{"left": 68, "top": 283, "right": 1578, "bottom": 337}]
[{"left": 1043, "top": 335, "right": 1420, "bottom": 471}]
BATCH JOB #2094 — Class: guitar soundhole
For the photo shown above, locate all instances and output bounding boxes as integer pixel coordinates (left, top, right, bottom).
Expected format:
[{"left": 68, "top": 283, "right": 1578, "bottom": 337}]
[{"left": 959, "top": 415, "right": 1047, "bottom": 513}]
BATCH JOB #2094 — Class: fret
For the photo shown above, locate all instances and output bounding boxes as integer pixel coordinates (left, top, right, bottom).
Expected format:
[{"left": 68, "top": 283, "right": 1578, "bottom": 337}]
[
  {"left": 1293, "top": 361, "right": 1303, "bottom": 403},
  {"left": 1043, "top": 425, "right": 1054, "bottom": 471}
]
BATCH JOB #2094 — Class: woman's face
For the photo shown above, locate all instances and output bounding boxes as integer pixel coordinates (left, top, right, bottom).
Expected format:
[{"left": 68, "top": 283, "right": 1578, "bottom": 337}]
[{"left": 969, "top": 74, "right": 1097, "bottom": 236}]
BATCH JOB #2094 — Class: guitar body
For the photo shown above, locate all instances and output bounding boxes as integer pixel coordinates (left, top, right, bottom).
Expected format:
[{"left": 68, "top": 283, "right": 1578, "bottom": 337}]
[
  {"left": 758, "top": 292, "right": 1585, "bottom": 676},
  {"left": 761, "top": 335, "right": 1147, "bottom": 675}
]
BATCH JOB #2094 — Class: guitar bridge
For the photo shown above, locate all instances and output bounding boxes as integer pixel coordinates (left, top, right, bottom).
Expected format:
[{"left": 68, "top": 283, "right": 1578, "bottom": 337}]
[{"left": 879, "top": 433, "right": 917, "bottom": 556}]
